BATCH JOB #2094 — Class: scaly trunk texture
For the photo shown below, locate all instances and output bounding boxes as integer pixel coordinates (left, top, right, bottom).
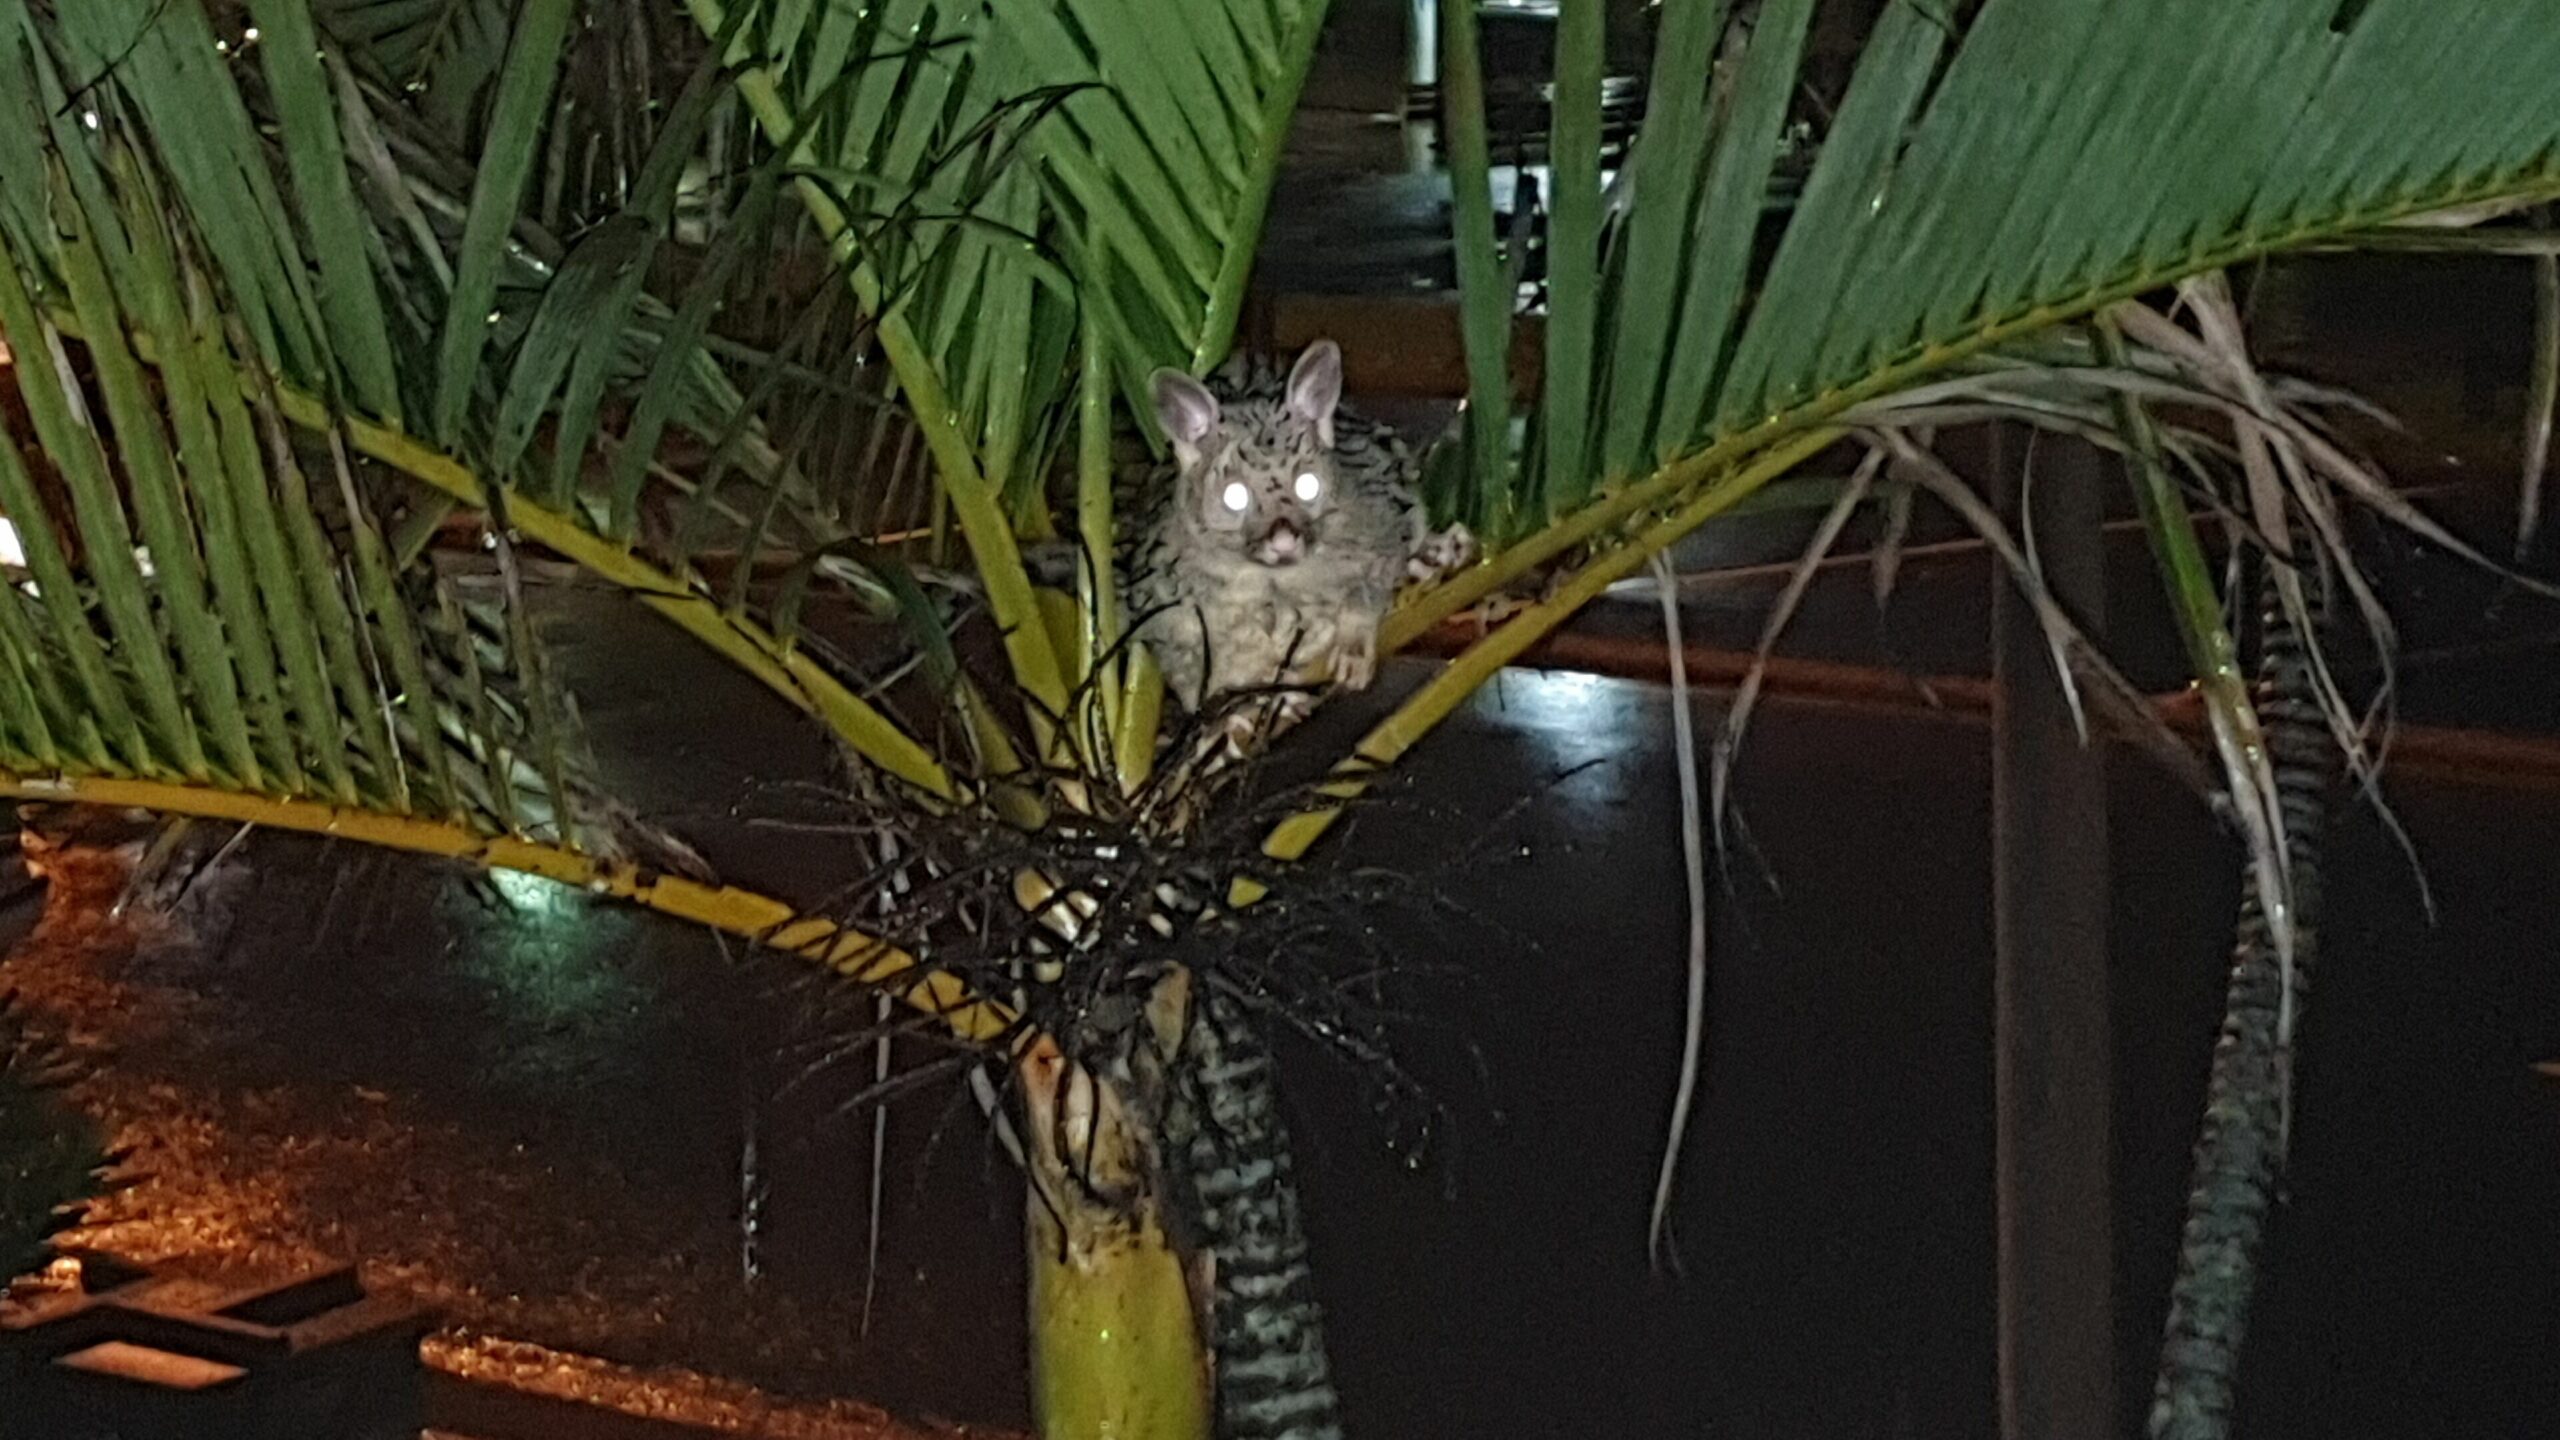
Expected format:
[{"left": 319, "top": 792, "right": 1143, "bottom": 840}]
[
  {"left": 2149, "top": 555, "right": 2338, "bottom": 1440},
  {"left": 1162, "top": 988, "right": 1344, "bottom": 1440}
]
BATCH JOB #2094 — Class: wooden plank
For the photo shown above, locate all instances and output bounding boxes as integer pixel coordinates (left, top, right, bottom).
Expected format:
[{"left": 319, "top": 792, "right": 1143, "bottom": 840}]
[{"left": 1987, "top": 426, "right": 2119, "bottom": 1440}]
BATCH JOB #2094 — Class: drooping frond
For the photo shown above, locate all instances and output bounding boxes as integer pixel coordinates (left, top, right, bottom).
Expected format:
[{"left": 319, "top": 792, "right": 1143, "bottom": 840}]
[
  {"left": 0, "top": 115, "right": 601, "bottom": 848},
  {"left": 1476, "top": 0, "right": 2560, "bottom": 541},
  {"left": 0, "top": 0, "right": 1011, "bottom": 797},
  {"left": 0, "top": 0, "right": 955, "bottom": 844},
  {"left": 1286, "top": 0, "right": 2560, "bottom": 862}
]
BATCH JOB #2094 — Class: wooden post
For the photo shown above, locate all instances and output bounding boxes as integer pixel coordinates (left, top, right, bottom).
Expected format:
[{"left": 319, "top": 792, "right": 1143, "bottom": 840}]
[{"left": 1990, "top": 427, "right": 2117, "bottom": 1440}]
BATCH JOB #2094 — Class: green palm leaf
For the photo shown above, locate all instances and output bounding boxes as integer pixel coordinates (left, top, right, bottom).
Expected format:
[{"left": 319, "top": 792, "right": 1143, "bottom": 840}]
[
  {"left": 1423, "top": 0, "right": 2560, "bottom": 581},
  {"left": 3, "top": 0, "right": 984, "bottom": 796},
  {"left": 686, "top": 0, "right": 1333, "bottom": 742},
  {"left": 1301, "top": 0, "right": 2560, "bottom": 860},
  {"left": 1718, "top": 0, "right": 2560, "bottom": 466},
  {"left": 315, "top": 0, "right": 526, "bottom": 143},
  {"left": 0, "top": 127, "right": 588, "bottom": 843},
  {"left": 314, "top": 0, "right": 510, "bottom": 90}
]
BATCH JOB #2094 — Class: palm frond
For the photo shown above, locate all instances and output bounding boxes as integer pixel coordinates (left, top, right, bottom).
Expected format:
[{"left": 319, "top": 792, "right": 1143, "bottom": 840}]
[
  {"left": 688, "top": 0, "right": 1336, "bottom": 752},
  {"left": 0, "top": 0, "right": 975, "bottom": 824},
  {"left": 1297, "top": 0, "right": 2560, "bottom": 862},
  {"left": 1454, "top": 0, "right": 2560, "bottom": 545},
  {"left": 426, "top": 0, "right": 574, "bottom": 445},
  {"left": 0, "top": 0, "right": 1006, "bottom": 799},
  {"left": 0, "top": 126, "right": 588, "bottom": 843},
  {"left": 1438, "top": 0, "right": 1512, "bottom": 527},
  {"left": 315, "top": 0, "right": 511, "bottom": 108}
]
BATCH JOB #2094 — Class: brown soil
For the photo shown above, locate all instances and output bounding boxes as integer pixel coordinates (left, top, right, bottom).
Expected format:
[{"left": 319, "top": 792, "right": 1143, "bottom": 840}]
[{"left": 0, "top": 835, "right": 1019, "bottom": 1440}]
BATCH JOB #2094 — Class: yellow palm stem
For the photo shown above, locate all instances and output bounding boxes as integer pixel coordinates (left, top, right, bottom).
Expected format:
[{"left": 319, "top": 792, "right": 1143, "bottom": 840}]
[
  {"left": 1249, "top": 429, "right": 1840, "bottom": 894},
  {"left": 263, "top": 387, "right": 959, "bottom": 801},
  {"left": 49, "top": 305, "right": 956, "bottom": 800},
  {"left": 0, "top": 770, "right": 1012, "bottom": 1042},
  {"left": 1019, "top": 1031, "right": 1213, "bottom": 1440}
]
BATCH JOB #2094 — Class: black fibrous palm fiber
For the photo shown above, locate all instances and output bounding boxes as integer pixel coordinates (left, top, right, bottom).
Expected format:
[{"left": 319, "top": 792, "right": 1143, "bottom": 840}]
[
  {"left": 706, "top": 596, "right": 1591, "bottom": 1163},
  {"left": 735, "top": 730, "right": 1540, "bottom": 1173},
  {"left": 709, "top": 696, "right": 1551, "bottom": 1440}
]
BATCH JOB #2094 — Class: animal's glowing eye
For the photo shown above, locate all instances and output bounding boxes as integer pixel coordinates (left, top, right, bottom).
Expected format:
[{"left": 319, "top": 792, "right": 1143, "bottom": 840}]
[
  {"left": 1293, "top": 471, "right": 1322, "bottom": 501},
  {"left": 1221, "top": 481, "right": 1251, "bottom": 512}
]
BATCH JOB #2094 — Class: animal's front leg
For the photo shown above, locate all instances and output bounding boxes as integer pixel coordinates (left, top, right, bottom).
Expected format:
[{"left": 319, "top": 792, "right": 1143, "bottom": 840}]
[
  {"left": 1208, "top": 689, "right": 1309, "bottom": 764},
  {"left": 1332, "top": 627, "right": 1378, "bottom": 692},
  {"left": 1408, "top": 522, "right": 1477, "bottom": 584}
]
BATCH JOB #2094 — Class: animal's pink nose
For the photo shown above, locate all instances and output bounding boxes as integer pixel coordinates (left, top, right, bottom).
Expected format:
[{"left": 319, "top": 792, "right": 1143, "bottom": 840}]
[{"left": 1258, "top": 520, "right": 1304, "bottom": 563}]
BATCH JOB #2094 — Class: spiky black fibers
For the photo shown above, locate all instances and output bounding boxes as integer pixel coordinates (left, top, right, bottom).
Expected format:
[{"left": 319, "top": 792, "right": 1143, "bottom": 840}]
[
  {"left": 735, "top": 737, "right": 1513, "bottom": 1439},
  {"left": 706, "top": 594, "right": 1549, "bottom": 1434}
]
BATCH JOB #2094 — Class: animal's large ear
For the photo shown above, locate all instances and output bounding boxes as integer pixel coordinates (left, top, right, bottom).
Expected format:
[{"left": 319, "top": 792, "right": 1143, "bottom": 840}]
[
  {"left": 1151, "top": 367, "right": 1222, "bottom": 468},
  {"left": 1284, "top": 340, "right": 1342, "bottom": 447}
]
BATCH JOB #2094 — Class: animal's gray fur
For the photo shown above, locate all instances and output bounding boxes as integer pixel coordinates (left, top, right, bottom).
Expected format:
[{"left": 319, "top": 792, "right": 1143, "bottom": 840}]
[{"left": 1129, "top": 342, "right": 1472, "bottom": 725}]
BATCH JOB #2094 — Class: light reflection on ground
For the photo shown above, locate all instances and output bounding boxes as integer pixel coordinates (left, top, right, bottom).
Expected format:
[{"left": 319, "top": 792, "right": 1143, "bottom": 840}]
[
  {"left": 465, "top": 868, "right": 650, "bottom": 1056},
  {"left": 1467, "top": 665, "right": 1658, "bottom": 772}
]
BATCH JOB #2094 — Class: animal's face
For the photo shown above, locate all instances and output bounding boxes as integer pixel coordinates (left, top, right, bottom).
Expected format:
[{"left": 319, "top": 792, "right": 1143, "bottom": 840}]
[
  {"left": 1192, "top": 425, "right": 1337, "bottom": 566},
  {"left": 1152, "top": 341, "right": 1344, "bottom": 568}
]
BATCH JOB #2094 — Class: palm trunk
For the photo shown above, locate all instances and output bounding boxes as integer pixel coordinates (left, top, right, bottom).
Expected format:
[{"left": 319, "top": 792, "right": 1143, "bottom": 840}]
[
  {"left": 2149, "top": 555, "right": 2337, "bottom": 1440},
  {"left": 1159, "top": 988, "right": 1345, "bottom": 1440},
  {"left": 1018, "top": 975, "right": 1344, "bottom": 1440},
  {"left": 1026, "top": 1174, "right": 1215, "bottom": 1439},
  {"left": 1021, "top": 1033, "right": 1216, "bottom": 1440}
]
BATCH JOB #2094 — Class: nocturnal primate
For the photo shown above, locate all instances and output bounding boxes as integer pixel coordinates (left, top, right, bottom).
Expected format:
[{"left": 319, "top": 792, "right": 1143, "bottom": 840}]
[{"left": 1128, "top": 341, "right": 1473, "bottom": 734}]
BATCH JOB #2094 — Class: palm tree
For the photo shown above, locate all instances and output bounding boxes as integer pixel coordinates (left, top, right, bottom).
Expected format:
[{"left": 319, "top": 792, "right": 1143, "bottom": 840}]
[
  {"left": 1, "top": 1, "right": 2556, "bottom": 1437},
  {"left": 2148, "top": 523, "right": 2340, "bottom": 1440}
]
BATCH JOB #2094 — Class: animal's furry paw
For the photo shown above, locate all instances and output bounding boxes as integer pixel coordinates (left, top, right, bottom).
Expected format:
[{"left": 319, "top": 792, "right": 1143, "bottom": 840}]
[
  {"left": 1407, "top": 523, "right": 1477, "bottom": 584},
  {"left": 1212, "top": 692, "right": 1312, "bottom": 762},
  {"left": 1333, "top": 633, "right": 1378, "bottom": 692}
]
